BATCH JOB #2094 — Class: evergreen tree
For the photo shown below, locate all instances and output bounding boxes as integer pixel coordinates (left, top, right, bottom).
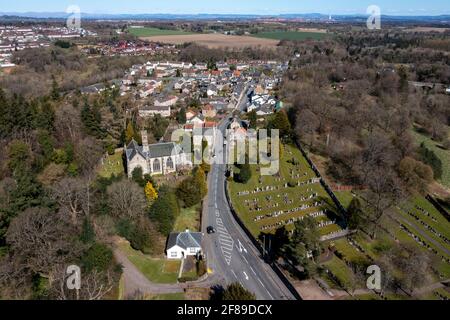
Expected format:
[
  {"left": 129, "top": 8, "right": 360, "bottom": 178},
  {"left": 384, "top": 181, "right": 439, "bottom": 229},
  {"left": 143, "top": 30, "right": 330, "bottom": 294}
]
[{"left": 222, "top": 283, "right": 256, "bottom": 300}]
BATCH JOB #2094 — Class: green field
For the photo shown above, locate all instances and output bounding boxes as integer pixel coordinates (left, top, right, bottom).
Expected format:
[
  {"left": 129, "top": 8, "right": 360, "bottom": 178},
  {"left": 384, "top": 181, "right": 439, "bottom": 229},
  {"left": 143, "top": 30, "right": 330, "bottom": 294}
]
[
  {"left": 118, "top": 241, "right": 181, "bottom": 284},
  {"left": 128, "top": 27, "right": 193, "bottom": 37},
  {"left": 412, "top": 129, "right": 450, "bottom": 187},
  {"left": 228, "top": 143, "right": 342, "bottom": 237},
  {"left": 174, "top": 204, "right": 201, "bottom": 232},
  {"left": 252, "top": 31, "right": 328, "bottom": 41}
]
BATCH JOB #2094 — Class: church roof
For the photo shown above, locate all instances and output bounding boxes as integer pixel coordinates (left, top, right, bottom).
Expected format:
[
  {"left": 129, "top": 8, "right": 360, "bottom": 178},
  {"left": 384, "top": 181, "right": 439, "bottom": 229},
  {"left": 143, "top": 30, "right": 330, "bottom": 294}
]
[{"left": 126, "top": 140, "right": 183, "bottom": 161}]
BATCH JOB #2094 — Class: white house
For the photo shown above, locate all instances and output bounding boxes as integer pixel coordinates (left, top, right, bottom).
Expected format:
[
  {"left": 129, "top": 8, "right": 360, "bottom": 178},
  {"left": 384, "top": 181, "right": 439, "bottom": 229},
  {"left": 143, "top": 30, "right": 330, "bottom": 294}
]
[
  {"left": 155, "top": 95, "right": 179, "bottom": 107},
  {"left": 138, "top": 105, "right": 171, "bottom": 118},
  {"left": 166, "top": 230, "right": 203, "bottom": 259}
]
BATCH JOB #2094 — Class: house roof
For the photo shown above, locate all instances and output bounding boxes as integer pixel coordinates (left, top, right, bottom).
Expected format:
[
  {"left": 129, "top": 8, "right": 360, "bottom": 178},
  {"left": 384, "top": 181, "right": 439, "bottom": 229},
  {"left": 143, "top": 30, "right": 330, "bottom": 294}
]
[{"left": 167, "top": 231, "right": 202, "bottom": 250}]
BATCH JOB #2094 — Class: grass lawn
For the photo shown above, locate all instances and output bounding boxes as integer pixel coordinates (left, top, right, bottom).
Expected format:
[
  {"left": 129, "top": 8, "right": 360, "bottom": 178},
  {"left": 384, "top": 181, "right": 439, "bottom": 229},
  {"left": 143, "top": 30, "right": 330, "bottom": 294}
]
[
  {"left": 334, "top": 191, "right": 355, "bottom": 209},
  {"left": 323, "top": 256, "right": 355, "bottom": 289},
  {"left": 331, "top": 238, "right": 370, "bottom": 263},
  {"left": 128, "top": 27, "right": 193, "bottom": 37},
  {"left": 412, "top": 129, "right": 450, "bottom": 187},
  {"left": 118, "top": 241, "right": 181, "bottom": 284},
  {"left": 98, "top": 152, "right": 124, "bottom": 178},
  {"left": 174, "top": 204, "right": 201, "bottom": 232},
  {"left": 252, "top": 31, "right": 328, "bottom": 41},
  {"left": 147, "top": 292, "right": 185, "bottom": 300},
  {"left": 228, "top": 143, "right": 342, "bottom": 237}
]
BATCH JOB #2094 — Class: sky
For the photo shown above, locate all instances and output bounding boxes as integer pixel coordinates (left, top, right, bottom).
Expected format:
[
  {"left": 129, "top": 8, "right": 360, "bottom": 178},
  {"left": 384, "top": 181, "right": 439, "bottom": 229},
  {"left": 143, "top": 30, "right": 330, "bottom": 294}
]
[{"left": 1, "top": 0, "right": 449, "bottom": 16}]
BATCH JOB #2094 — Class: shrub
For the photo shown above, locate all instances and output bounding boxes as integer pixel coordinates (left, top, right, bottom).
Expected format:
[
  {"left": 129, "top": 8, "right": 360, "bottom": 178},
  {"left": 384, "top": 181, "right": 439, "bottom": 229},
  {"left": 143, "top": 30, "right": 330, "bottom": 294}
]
[{"left": 82, "top": 243, "right": 113, "bottom": 272}]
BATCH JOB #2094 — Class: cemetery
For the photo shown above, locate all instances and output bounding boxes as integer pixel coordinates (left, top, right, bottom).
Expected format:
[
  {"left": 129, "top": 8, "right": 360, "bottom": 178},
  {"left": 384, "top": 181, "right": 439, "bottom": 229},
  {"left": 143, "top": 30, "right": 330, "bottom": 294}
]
[
  {"left": 319, "top": 196, "right": 450, "bottom": 295},
  {"left": 228, "top": 143, "right": 343, "bottom": 237}
]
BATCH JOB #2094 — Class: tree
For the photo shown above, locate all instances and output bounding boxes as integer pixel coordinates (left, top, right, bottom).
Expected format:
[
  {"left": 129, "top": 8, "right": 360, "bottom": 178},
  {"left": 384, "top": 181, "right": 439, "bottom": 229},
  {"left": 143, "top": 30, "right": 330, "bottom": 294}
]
[
  {"left": 193, "top": 166, "right": 208, "bottom": 198},
  {"left": 235, "top": 163, "right": 251, "bottom": 184},
  {"left": 398, "top": 157, "right": 433, "bottom": 194},
  {"left": 81, "top": 100, "right": 105, "bottom": 139},
  {"left": 176, "top": 177, "right": 202, "bottom": 208},
  {"left": 2, "top": 207, "right": 80, "bottom": 282},
  {"left": 346, "top": 198, "right": 365, "bottom": 230},
  {"left": 270, "top": 110, "right": 291, "bottom": 137},
  {"left": 247, "top": 110, "right": 257, "bottom": 129},
  {"left": 176, "top": 107, "right": 187, "bottom": 124},
  {"left": 285, "top": 216, "right": 322, "bottom": 264},
  {"left": 107, "top": 179, "right": 147, "bottom": 220},
  {"left": 144, "top": 181, "right": 158, "bottom": 204},
  {"left": 81, "top": 243, "right": 114, "bottom": 272},
  {"left": 125, "top": 122, "right": 136, "bottom": 144},
  {"left": 418, "top": 143, "right": 442, "bottom": 180},
  {"left": 50, "top": 178, "right": 90, "bottom": 225},
  {"left": 148, "top": 186, "right": 179, "bottom": 235},
  {"left": 222, "top": 283, "right": 256, "bottom": 300}
]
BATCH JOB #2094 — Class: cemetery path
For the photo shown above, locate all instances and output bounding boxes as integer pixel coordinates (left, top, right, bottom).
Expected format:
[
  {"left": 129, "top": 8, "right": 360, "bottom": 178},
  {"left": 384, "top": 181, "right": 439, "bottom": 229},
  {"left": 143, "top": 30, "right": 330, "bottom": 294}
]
[{"left": 201, "top": 116, "right": 296, "bottom": 300}]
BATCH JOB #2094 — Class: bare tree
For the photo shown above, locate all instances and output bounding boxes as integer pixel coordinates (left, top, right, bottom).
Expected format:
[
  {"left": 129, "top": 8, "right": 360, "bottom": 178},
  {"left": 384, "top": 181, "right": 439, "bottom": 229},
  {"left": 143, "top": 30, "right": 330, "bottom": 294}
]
[
  {"left": 50, "top": 178, "right": 89, "bottom": 225},
  {"left": 50, "top": 265, "right": 116, "bottom": 300},
  {"left": 5, "top": 208, "right": 80, "bottom": 275},
  {"left": 107, "top": 179, "right": 147, "bottom": 220}
]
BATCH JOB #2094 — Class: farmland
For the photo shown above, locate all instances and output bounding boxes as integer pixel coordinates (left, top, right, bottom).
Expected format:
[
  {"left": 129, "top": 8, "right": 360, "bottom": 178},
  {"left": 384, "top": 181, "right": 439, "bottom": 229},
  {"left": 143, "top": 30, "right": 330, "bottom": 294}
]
[
  {"left": 138, "top": 33, "right": 280, "bottom": 49},
  {"left": 228, "top": 143, "right": 343, "bottom": 238},
  {"left": 128, "top": 27, "right": 193, "bottom": 37},
  {"left": 252, "top": 31, "right": 329, "bottom": 41}
]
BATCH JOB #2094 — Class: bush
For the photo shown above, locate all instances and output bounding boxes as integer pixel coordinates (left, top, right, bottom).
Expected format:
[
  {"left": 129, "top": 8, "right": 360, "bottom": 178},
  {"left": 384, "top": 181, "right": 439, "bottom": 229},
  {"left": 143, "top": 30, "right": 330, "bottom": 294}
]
[
  {"left": 235, "top": 163, "right": 251, "bottom": 184},
  {"left": 196, "top": 259, "right": 207, "bottom": 277},
  {"left": 148, "top": 186, "right": 179, "bottom": 236},
  {"left": 176, "top": 177, "right": 202, "bottom": 208},
  {"left": 418, "top": 143, "right": 442, "bottom": 179},
  {"left": 81, "top": 243, "right": 113, "bottom": 272}
]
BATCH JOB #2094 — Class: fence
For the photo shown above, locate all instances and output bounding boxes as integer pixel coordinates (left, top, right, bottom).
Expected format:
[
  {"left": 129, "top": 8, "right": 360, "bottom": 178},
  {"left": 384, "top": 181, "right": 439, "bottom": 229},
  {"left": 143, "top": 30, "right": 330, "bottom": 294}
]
[
  {"left": 426, "top": 195, "right": 450, "bottom": 222},
  {"left": 294, "top": 141, "right": 348, "bottom": 225}
]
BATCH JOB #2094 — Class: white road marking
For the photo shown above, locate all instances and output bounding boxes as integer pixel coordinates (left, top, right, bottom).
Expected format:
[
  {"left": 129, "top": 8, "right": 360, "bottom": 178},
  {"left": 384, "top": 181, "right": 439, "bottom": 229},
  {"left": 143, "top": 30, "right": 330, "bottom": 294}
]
[
  {"left": 231, "top": 269, "right": 238, "bottom": 279},
  {"left": 249, "top": 266, "right": 257, "bottom": 275},
  {"left": 242, "top": 255, "right": 249, "bottom": 264},
  {"left": 236, "top": 240, "right": 248, "bottom": 253},
  {"left": 243, "top": 271, "right": 249, "bottom": 280}
]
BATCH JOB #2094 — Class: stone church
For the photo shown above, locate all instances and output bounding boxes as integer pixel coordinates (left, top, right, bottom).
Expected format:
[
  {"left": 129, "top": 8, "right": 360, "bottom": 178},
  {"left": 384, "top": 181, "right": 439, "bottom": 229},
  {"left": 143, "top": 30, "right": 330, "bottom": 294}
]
[{"left": 125, "top": 131, "right": 192, "bottom": 177}]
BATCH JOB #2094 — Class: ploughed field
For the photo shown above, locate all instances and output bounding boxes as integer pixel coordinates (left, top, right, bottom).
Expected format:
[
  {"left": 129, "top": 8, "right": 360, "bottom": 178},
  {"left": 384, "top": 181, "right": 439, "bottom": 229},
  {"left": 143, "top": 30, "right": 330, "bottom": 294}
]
[{"left": 139, "top": 33, "right": 280, "bottom": 48}]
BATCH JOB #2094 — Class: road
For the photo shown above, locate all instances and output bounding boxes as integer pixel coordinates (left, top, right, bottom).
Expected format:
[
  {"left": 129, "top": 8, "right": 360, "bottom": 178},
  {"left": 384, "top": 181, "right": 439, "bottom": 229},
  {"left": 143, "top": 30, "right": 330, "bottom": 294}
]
[{"left": 201, "top": 116, "right": 295, "bottom": 300}]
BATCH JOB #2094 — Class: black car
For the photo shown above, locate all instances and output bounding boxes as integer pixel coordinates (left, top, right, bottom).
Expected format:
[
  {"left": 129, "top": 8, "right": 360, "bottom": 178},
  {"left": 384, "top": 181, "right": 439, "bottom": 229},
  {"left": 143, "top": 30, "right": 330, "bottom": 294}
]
[{"left": 207, "top": 226, "right": 216, "bottom": 234}]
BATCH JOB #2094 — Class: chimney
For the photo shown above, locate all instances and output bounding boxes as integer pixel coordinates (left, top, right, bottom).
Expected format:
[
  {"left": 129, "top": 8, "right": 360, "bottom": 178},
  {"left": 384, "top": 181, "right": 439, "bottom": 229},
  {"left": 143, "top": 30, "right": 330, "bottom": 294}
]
[{"left": 141, "top": 130, "right": 149, "bottom": 153}]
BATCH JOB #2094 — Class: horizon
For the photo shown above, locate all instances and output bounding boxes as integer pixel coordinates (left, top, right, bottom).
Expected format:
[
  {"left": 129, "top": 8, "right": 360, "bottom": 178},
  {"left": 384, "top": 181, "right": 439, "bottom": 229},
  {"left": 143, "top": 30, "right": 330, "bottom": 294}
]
[{"left": 1, "top": 0, "right": 450, "bottom": 16}]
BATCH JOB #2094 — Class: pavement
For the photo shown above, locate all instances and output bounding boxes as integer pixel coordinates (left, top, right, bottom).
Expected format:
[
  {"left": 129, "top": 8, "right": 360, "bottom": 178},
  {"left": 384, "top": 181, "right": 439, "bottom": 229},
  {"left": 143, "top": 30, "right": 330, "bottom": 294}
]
[{"left": 201, "top": 115, "right": 295, "bottom": 300}]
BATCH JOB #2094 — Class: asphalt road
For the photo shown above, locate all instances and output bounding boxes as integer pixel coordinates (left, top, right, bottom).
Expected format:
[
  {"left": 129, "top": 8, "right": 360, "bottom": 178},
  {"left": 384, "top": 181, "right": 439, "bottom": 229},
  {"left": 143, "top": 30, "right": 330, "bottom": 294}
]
[{"left": 201, "top": 117, "right": 295, "bottom": 300}]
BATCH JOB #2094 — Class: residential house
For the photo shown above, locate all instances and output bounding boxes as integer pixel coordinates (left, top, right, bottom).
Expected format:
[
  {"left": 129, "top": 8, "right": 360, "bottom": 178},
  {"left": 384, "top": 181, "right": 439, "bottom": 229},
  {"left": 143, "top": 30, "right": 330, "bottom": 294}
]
[
  {"left": 138, "top": 105, "right": 171, "bottom": 118},
  {"left": 202, "top": 104, "right": 217, "bottom": 118},
  {"left": 154, "top": 95, "right": 179, "bottom": 107},
  {"left": 166, "top": 230, "right": 203, "bottom": 259}
]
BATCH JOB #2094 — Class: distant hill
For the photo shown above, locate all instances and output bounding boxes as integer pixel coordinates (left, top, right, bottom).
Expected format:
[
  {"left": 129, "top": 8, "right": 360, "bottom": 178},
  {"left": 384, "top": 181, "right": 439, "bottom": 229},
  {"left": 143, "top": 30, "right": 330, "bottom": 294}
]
[{"left": 0, "top": 12, "right": 449, "bottom": 23}]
